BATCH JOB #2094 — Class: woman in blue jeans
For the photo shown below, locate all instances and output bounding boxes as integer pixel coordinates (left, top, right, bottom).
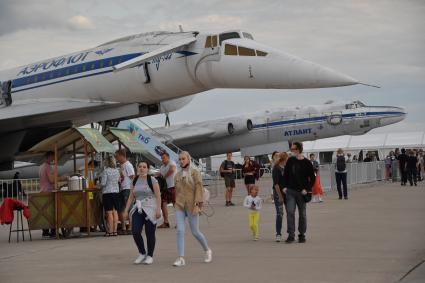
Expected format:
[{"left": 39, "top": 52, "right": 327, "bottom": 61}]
[
  {"left": 123, "top": 161, "right": 162, "bottom": 265},
  {"left": 272, "top": 152, "right": 288, "bottom": 242},
  {"left": 173, "top": 151, "right": 212, "bottom": 267}
]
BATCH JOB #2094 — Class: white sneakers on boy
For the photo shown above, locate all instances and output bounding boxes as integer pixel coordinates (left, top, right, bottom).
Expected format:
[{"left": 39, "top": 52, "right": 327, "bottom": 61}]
[
  {"left": 134, "top": 254, "right": 146, "bottom": 264},
  {"left": 204, "top": 249, "right": 213, "bottom": 263},
  {"left": 173, "top": 257, "right": 186, "bottom": 267}
]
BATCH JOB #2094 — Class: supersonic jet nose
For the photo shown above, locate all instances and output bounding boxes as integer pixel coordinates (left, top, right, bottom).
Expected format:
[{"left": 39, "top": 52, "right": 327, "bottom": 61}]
[{"left": 267, "top": 51, "right": 359, "bottom": 89}]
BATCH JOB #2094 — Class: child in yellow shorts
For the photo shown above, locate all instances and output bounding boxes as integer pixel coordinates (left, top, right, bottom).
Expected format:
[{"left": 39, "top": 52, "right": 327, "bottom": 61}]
[{"left": 243, "top": 186, "right": 262, "bottom": 240}]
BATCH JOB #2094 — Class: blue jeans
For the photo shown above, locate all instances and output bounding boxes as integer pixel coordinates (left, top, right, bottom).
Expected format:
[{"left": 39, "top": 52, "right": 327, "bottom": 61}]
[
  {"left": 273, "top": 189, "right": 284, "bottom": 236},
  {"left": 132, "top": 210, "right": 156, "bottom": 257},
  {"left": 285, "top": 189, "right": 307, "bottom": 238},
  {"left": 176, "top": 208, "right": 209, "bottom": 257}
]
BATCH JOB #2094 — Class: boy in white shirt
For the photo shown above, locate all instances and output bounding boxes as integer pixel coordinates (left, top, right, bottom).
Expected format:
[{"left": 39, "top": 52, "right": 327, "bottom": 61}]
[{"left": 243, "top": 186, "right": 262, "bottom": 241}]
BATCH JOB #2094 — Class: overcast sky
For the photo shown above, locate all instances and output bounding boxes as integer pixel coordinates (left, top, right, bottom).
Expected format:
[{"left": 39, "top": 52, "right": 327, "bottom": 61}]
[{"left": 0, "top": 0, "right": 424, "bottom": 134}]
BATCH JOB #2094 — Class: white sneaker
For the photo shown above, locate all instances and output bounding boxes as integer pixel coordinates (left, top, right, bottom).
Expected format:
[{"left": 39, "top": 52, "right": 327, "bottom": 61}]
[
  {"left": 173, "top": 257, "right": 185, "bottom": 267},
  {"left": 204, "top": 249, "right": 212, "bottom": 263},
  {"left": 254, "top": 236, "right": 259, "bottom": 241},
  {"left": 143, "top": 256, "right": 153, "bottom": 265},
  {"left": 276, "top": 235, "right": 282, "bottom": 242},
  {"left": 134, "top": 254, "right": 146, "bottom": 264}
]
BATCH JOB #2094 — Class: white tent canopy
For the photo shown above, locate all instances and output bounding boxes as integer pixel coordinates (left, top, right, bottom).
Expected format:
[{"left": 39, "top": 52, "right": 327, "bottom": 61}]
[{"left": 303, "top": 131, "right": 425, "bottom": 152}]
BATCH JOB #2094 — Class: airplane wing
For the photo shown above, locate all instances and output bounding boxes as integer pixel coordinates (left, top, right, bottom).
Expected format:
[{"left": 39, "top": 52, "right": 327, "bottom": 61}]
[
  {"left": 154, "top": 126, "right": 216, "bottom": 144},
  {"left": 113, "top": 36, "right": 197, "bottom": 72},
  {"left": 0, "top": 99, "right": 118, "bottom": 120}
]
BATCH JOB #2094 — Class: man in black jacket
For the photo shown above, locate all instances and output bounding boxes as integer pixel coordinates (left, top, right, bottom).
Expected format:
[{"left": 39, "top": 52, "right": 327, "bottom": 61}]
[
  {"left": 397, "top": 148, "right": 408, "bottom": 186},
  {"left": 283, "top": 142, "right": 315, "bottom": 243}
]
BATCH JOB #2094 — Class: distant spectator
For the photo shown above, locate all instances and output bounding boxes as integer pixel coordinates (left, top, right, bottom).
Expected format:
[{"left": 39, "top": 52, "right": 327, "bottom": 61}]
[
  {"left": 352, "top": 155, "right": 358, "bottom": 162},
  {"left": 115, "top": 149, "right": 135, "bottom": 234},
  {"left": 242, "top": 156, "right": 256, "bottom": 195},
  {"left": 397, "top": 148, "right": 408, "bottom": 186},
  {"left": 310, "top": 154, "right": 324, "bottom": 203},
  {"left": 220, "top": 152, "right": 236, "bottom": 207},
  {"left": 100, "top": 155, "right": 120, "bottom": 237},
  {"left": 346, "top": 153, "right": 352, "bottom": 163},
  {"left": 385, "top": 154, "right": 392, "bottom": 181},
  {"left": 38, "top": 151, "right": 67, "bottom": 238},
  {"left": 158, "top": 152, "right": 177, "bottom": 228},
  {"left": 12, "top": 172, "right": 24, "bottom": 197},
  {"left": 406, "top": 150, "right": 418, "bottom": 186},
  {"left": 363, "top": 153, "right": 372, "bottom": 162},
  {"left": 335, "top": 148, "right": 348, "bottom": 200}
]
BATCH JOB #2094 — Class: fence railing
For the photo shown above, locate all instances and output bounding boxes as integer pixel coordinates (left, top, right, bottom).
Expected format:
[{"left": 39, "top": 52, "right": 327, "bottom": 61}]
[
  {"left": 0, "top": 178, "right": 40, "bottom": 205},
  {"left": 0, "top": 161, "right": 389, "bottom": 205},
  {"left": 203, "top": 161, "right": 388, "bottom": 200}
]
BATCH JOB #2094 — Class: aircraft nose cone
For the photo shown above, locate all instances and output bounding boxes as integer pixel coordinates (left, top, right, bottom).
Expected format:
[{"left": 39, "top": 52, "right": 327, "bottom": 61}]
[
  {"left": 273, "top": 52, "right": 359, "bottom": 89},
  {"left": 379, "top": 106, "right": 407, "bottom": 126}
]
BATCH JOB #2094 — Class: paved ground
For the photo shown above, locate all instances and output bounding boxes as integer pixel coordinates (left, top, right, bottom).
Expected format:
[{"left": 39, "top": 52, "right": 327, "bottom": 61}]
[{"left": 1, "top": 181, "right": 424, "bottom": 283}]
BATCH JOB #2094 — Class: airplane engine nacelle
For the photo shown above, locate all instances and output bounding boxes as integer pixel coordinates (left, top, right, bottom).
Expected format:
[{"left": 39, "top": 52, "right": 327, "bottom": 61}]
[{"left": 227, "top": 119, "right": 254, "bottom": 135}]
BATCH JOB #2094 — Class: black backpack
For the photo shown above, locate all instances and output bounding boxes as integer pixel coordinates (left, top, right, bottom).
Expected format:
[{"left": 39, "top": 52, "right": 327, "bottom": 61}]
[
  {"left": 336, "top": 156, "right": 346, "bottom": 172},
  {"left": 132, "top": 174, "right": 154, "bottom": 192},
  {"left": 220, "top": 160, "right": 229, "bottom": 178},
  {"left": 156, "top": 175, "right": 168, "bottom": 193}
]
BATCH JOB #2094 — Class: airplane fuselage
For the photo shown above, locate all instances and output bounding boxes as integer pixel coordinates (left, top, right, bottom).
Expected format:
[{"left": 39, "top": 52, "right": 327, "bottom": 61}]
[{"left": 152, "top": 101, "right": 406, "bottom": 158}]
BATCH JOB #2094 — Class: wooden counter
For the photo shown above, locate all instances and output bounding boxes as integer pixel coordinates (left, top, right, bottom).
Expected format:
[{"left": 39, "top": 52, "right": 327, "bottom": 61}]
[{"left": 28, "top": 189, "right": 103, "bottom": 239}]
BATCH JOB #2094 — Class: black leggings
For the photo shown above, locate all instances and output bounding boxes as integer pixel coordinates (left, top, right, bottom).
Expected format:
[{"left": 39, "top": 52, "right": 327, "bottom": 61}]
[{"left": 132, "top": 210, "right": 157, "bottom": 257}]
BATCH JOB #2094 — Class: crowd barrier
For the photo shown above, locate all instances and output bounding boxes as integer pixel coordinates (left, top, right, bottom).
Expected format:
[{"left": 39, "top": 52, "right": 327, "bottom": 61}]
[
  {"left": 204, "top": 161, "right": 388, "bottom": 200},
  {"left": 1, "top": 161, "right": 391, "bottom": 204}
]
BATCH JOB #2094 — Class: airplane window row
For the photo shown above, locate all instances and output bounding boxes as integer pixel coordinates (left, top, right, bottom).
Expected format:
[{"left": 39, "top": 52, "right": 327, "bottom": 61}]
[
  {"left": 13, "top": 54, "right": 141, "bottom": 88},
  {"left": 224, "top": 44, "right": 268, "bottom": 57},
  {"left": 205, "top": 32, "right": 254, "bottom": 49}
]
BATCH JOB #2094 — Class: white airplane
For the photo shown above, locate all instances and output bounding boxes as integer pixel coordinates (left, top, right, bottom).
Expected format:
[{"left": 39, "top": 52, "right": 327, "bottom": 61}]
[
  {"left": 0, "top": 29, "right": 362, "bottom": 169},
  {"left": 144, "top": 100, "right": 406, "bottom": 158}
]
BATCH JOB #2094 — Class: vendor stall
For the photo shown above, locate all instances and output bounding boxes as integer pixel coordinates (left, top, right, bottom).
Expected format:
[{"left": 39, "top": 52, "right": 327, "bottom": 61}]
[{"left": 25, "top": 127, "right": 116, "bottom": 239}]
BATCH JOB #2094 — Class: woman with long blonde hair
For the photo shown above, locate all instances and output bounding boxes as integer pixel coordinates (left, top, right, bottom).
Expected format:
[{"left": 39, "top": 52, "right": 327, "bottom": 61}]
[{"left": 172, "top": 151, "right": 212, "bottom": 267}]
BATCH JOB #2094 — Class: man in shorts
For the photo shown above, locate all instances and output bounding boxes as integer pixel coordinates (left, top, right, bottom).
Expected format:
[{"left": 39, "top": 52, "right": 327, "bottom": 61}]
[
  {"left": 115, "top": 149, "right": 135, "bottom": 234},
  {"left": 158, "top": 152, "right": 177, "bottom": 228},
  {"left": 220, "top": 152, "right": 236, "bottom": 206}
]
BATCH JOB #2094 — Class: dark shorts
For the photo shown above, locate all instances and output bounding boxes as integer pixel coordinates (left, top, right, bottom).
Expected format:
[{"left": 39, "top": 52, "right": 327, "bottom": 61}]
[
  {"left": 161, "top": 187, "right": 176, "bottom": 204},
  {"left": 244, "top": 175, "right": 255, "bottom": 185},
  {"left": 224, "top": 175, "right": 235, "bottom": 188},
  {"left": 119, "top": 189, "right": 131, "bottom": 213},
  {"left": 103, "top": 193, "right": 120, "bottom": 211}
]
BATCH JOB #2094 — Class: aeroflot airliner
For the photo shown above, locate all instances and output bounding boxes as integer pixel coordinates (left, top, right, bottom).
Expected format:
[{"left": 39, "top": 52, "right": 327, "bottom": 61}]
[{"left": 0, "top": 29, "right": 361, "bottom": 169}]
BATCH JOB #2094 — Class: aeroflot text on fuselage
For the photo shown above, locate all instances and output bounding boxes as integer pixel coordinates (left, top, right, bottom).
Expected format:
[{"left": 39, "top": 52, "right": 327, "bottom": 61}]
[
  {"left": 284, "top": 128, "right": 312, "bottom": 137},
  {"left": 16, "top": 51, "right": 94, "bottom": 76}
]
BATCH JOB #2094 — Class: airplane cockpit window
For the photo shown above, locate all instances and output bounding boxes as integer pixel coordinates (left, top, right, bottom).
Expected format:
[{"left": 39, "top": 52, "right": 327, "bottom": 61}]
[
  {"left": 356, "top": 101, "right": 366, "bottom": 107},
  {"left": 224, "top": 44, "right": 268, "bottom": 57},
  {"left": 256, "top": 50, "right": 268, "bottom": 56},
  {"left": 219, "top": 32, "right": 240, "bottom": 45},
  {"left": 345, "top": 103, "right": 356, "bottom": 110},
  {"left": 242, "top": 32, "right": 254, "bottom": 40},
  {"left": 205, "top": 35, "right": 218, "bottom": 48},
  {"left": 238, "top": 46, "right": 255, "bottom": 56},
  {"left": 224, "top": 44, "right": 238, "bottom": 55}
]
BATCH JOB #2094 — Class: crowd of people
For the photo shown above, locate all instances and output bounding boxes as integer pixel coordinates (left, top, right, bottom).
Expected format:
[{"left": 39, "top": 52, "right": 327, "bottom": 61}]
[
  {"left": 389, "top": 148, "right": 424, "bottom": 186},
  {"left": 35, "top": 142, "right": 424, "bottom": 266}
]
